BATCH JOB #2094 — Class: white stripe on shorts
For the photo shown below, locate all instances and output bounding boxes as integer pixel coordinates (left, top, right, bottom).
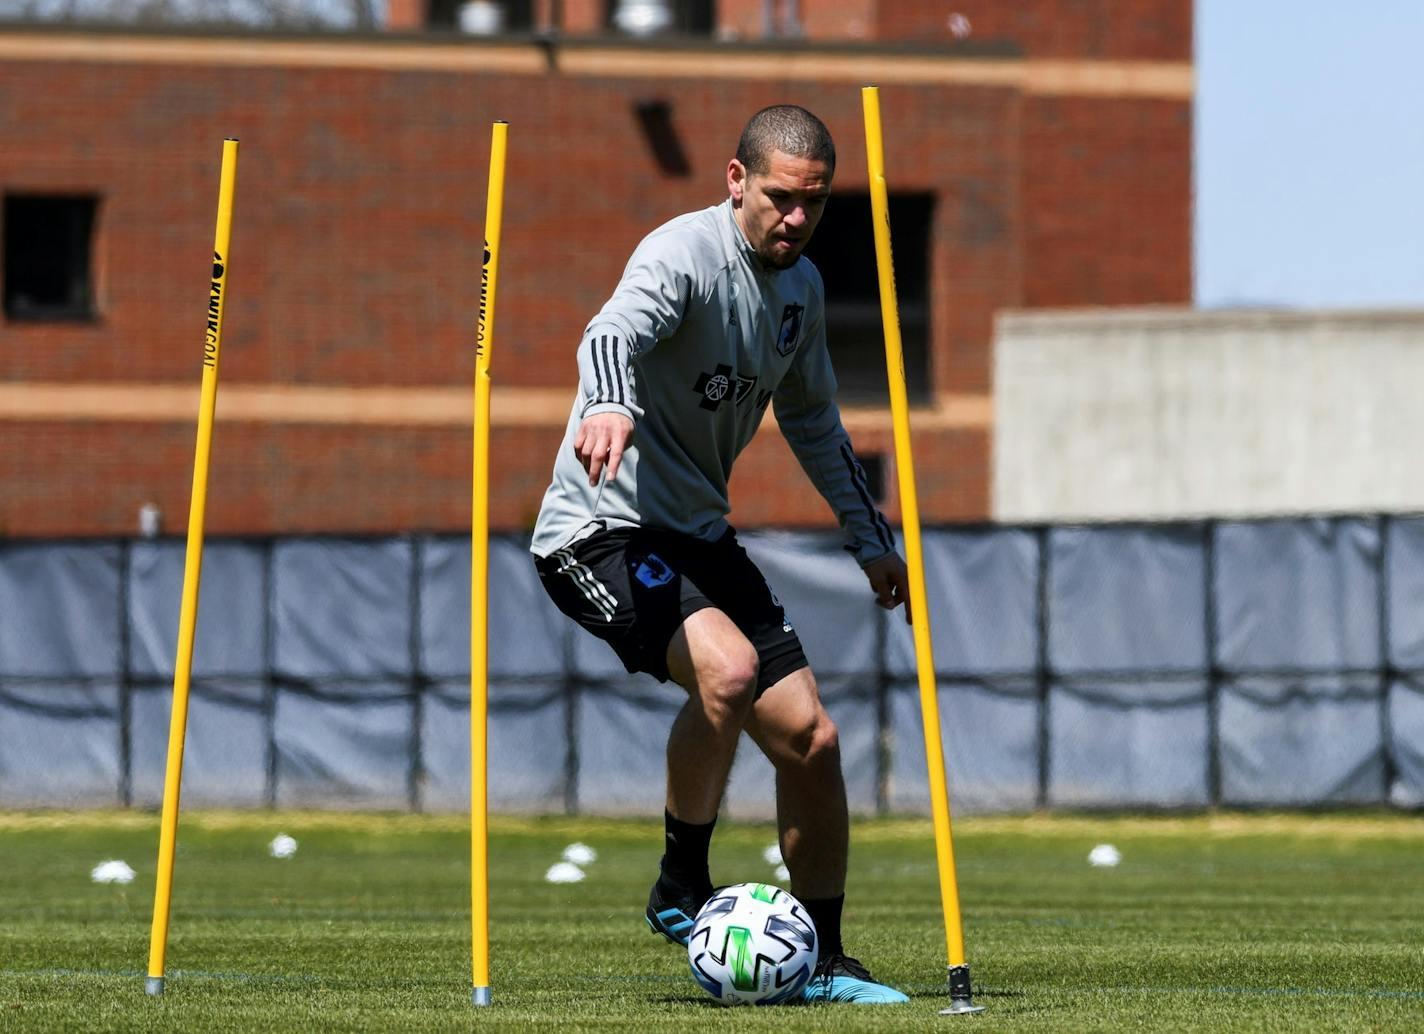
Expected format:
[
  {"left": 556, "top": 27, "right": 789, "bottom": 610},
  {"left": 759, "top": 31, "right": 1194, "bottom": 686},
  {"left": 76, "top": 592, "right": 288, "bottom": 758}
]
[{"left": 554, "top": 548, "right": 618, "bottom": 623}]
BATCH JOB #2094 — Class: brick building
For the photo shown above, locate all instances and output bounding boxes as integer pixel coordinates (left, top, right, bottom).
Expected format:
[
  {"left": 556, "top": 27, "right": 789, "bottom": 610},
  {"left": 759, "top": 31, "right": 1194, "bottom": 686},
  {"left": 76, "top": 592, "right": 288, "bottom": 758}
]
[{"left": 0, "top": 1, "right": 1191, "bottom": 537}]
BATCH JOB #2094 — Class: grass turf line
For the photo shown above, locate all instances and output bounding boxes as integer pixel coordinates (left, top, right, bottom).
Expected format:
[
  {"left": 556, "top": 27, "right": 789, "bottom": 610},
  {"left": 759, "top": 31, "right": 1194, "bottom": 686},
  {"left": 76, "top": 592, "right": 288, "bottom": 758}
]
[{"left": 1, "top": 812, "right": 1420, "bottom": 1032}]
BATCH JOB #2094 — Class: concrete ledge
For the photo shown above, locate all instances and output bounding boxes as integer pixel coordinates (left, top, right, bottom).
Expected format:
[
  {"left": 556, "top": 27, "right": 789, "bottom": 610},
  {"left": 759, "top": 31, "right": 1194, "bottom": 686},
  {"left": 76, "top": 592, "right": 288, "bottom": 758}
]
[
  {"left": 0, "top": 381, "right": 991, "bottom": 431},
  {"left": 0, "top": 29, "right": 1192, "bottom": 97}
]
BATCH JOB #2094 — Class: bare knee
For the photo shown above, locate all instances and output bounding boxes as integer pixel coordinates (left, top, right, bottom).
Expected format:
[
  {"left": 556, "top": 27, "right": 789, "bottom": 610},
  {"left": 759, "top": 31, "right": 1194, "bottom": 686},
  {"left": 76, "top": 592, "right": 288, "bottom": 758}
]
[
  {"left": 782, "top": 710, "right": 840, "bottom": 772},
  {"left": 699, "top": 644, "right": 759, "bottom": 728}
]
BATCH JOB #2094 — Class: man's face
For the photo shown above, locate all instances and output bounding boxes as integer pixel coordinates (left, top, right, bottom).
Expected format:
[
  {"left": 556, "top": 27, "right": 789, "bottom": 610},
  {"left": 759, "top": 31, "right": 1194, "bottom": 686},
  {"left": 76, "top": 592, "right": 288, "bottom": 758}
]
[{"left": 728, "top": 150, "right": 832, "bottom": 270}]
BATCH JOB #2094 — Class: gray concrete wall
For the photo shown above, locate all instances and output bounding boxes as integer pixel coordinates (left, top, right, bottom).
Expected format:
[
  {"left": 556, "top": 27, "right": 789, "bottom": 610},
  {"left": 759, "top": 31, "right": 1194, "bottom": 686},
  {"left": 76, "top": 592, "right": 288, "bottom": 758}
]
[{"left": 993, "top": 307, "right": 1424, "bottom": 521}]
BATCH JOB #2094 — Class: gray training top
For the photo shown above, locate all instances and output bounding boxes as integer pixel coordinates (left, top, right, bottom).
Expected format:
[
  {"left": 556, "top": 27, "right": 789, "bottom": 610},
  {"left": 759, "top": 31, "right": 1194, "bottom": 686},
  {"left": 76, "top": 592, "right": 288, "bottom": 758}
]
[{"left": 530, "top": 198, "right": 896, "bottom": 565}]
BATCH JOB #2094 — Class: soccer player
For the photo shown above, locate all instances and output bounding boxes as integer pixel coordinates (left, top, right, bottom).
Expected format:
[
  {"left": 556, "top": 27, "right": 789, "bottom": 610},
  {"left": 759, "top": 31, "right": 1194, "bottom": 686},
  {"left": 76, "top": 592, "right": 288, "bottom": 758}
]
[{"left": 531, "top": 105, "right": 910, "bottom": 1005}]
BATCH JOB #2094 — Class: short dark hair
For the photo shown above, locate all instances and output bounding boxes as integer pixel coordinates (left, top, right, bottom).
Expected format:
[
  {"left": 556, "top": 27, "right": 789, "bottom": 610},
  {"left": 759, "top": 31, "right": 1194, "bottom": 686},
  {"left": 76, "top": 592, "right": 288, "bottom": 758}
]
[{"left": 735, "top": 105, "right": 836, "bottom": 175}]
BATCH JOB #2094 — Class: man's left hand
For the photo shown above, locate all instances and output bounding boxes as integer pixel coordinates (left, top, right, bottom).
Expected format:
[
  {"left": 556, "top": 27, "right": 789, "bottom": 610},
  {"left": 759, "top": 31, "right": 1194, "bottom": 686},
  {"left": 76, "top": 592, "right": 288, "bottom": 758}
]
[{"left": 863, "top": 552, "right": 912, "bottom": 624}]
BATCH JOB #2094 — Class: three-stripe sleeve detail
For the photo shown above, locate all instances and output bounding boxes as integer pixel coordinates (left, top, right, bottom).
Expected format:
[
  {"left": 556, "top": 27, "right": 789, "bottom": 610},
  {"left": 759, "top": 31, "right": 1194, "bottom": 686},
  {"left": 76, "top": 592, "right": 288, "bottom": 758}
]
[
  {"left": 584, "top": 333, "right": 629, "bottom": 411},
  {"left": 590, "top": 336, "right": 606, "bottom": 400},
  {"left": 601, "top": 335, "right": 626, "bottom": 406},
  {"left": 840, "top": 444, "right": 895, "bottom": 554}
]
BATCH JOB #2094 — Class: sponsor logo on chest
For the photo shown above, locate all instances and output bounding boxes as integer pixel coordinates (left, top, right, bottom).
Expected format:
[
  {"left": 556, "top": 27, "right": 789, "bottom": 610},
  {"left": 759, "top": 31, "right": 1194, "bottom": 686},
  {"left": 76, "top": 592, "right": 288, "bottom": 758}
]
[{"left": 692, "top": 364, "right": 772, "bottom": 413}]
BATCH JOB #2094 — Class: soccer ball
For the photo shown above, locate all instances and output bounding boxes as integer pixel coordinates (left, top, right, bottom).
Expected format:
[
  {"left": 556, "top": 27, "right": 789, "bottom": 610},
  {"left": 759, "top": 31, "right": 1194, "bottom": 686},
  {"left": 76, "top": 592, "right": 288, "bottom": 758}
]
[{"left": 686, "top": 883, "right": 818, "bottom": 1006}]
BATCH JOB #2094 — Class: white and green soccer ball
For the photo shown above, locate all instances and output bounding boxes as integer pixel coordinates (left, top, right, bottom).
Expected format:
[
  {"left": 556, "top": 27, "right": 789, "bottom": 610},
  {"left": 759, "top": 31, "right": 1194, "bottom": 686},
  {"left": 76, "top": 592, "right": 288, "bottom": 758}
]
[{"left": 686, "top": 882, "right": 818, "bottom": 1006}]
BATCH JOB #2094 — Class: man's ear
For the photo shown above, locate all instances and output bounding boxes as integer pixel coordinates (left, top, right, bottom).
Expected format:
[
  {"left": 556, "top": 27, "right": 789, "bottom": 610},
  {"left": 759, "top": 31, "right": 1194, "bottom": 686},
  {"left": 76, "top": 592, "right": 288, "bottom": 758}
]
[{"left": 727, "top": 159, "right": 747, "bottom": 204}]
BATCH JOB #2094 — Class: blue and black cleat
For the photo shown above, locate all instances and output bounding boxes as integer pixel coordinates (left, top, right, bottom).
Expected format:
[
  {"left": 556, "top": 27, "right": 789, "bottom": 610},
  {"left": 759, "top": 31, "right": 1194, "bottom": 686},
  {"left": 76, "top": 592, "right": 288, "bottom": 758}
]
[
  {"left": 800, "top": 954, "right": 910, "bottom": 1005},
  {"left": 644, "top": 877, "right": 711, "bottom": 946}
]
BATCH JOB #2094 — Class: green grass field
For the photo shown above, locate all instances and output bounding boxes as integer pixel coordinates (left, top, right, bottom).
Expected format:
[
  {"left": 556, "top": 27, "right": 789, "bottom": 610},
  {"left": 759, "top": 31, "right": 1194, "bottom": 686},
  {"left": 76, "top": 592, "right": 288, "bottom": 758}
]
[{"left": 2, "top": 811, "right": 1421, "bottom": 1032}]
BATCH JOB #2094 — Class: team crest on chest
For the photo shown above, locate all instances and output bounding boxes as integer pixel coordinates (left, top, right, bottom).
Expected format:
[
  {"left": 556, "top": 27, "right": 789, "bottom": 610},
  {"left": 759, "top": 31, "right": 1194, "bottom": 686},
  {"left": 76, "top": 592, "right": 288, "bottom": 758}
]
[{"left": 776, "top": 302, "right": 805, "bottom": 357}]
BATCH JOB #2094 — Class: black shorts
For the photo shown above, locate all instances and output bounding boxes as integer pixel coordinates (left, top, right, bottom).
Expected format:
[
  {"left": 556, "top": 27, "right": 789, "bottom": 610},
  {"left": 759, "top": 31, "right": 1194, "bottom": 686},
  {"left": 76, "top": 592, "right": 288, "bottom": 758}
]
[{"left": 534, "top": 526, "right": 808, "bottom": 695}]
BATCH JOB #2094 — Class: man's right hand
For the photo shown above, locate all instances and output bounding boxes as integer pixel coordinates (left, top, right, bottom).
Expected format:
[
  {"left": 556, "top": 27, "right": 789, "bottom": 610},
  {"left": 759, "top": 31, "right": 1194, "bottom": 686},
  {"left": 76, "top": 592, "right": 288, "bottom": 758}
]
[{"left": 573, "top": 412, "right": 635, "bottom": 486}]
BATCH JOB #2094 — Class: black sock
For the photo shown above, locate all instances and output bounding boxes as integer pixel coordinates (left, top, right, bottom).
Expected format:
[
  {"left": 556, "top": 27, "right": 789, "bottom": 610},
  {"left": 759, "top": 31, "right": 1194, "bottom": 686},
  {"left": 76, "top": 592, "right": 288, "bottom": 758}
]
[
  {"left": 802, "top": 894, "right": 845, "bottom": 959},
  {"left": 659, "top": 809, "right": 715, "bottom": 890}
]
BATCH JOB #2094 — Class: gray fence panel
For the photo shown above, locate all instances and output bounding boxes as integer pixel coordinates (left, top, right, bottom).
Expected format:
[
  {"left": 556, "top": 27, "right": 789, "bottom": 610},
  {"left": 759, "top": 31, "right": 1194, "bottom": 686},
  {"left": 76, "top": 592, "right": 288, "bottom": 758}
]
[
  {"left": 421, "top": 537, "right": 567, "bottom": 680},
  {"left": 273, "top": 690, "right": 413, "bottom": 808},
  {"left": 888, "top": 680, "right": 1040, "bottom": 814},
  {"left": 421, "top": 681, "right": 569, "bottom": 813},
  {"left": 130, "top": 681, "right": 269, "bottom": 808},
  {"left": 0, "top": 543, "right": 120, "bottom": 677},
  {"left": 1220, "top": 677, "right": 1384, "bottom": 805},
  {"left": 1049, "top": 526, "right": 1206, "bottom": 672},
  {"left": 576, "top": 678, "right": 680, "bottom": 814},
  {"left": 1209, "top": 520, "right": 1386, "bottom": 805},
  {"left": 886, "top": 529, "right": 1039, "bottom": 677},
  {"left": 128, "top": 541, "right": 266, "bottom": 679},
  {"left": 1216, "top": 518, "right": 1380, "bottom": 670},
  {"left": 1388, "top": 519, "right": 1424, "bottom": 669},
  {"left": 1388, "top": 680, "right": 1424, "bottom": 806},
  {"left": 1047, "top": 680, "right": 1209, "bottom": 807},
  {"left": 882, "top": 529, "right": 1040, "bottom": 813},
  {"left": 0, "top": 683, "right": 121, "bottom": 806},
  {"left": 274, "top": 540, "right": 412, "bottom": 682}
]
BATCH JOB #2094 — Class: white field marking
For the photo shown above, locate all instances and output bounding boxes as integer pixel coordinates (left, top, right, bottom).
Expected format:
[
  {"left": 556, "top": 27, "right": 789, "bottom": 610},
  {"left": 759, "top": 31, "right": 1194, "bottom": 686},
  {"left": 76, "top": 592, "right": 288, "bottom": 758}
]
[
  {"left": 43, "top": 971, "right": 1412, "bottom": 1000},
  {"left": 1099, "top": 985, "right": 1424, "bottom": 1002}
]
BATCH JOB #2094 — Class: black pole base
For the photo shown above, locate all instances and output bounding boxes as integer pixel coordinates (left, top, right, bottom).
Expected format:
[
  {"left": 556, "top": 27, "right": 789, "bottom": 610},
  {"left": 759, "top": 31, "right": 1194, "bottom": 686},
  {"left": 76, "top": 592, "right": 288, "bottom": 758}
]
[{"left": 938, "top": 963, "right": 985, "bottom": 1015}]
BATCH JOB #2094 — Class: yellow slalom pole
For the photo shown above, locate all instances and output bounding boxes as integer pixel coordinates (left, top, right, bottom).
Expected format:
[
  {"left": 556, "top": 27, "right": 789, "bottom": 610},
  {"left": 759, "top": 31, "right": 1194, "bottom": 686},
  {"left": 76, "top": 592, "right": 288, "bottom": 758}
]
[
  {"left": 861, "top": 87, "right": 982, "bottom": 1016},
  {"left": 471, "top": 119, "right": 507, "bottom": 1009},
  {"left": 146, "top": 137, "right": 239, "bottom": 997}
]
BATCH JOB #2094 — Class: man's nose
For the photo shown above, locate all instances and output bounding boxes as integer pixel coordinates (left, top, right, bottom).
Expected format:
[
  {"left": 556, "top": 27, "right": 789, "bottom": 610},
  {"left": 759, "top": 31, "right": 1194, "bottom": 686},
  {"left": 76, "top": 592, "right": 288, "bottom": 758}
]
[{"left": 783, "top": 205, "right": 808, "bottom": 228}]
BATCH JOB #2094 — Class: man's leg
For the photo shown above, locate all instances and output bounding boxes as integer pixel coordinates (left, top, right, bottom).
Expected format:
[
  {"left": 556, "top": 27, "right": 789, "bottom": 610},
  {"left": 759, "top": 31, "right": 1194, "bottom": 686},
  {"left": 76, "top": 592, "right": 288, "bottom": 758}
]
[
  {"left": 743, "top": 668, "right": 847, "bottom": 901},
  {"left": 746, "top": 668, "right": 909, "bottom": 1005},
  {"left": 664, "top": 608, "right": 760, "bottom": 823},
  {"left": 645, "top": 607, "right": 759, "bottom": 944}
]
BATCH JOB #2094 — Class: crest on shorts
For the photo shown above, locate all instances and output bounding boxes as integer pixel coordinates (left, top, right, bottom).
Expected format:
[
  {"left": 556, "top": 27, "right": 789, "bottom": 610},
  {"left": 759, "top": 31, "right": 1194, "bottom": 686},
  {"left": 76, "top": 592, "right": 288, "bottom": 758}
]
[
  {"left": 634, "top": 552, "right": 675, "bottom": 588},
  {"left": 775, "top": 303, "right": 805, "bottom": 357}
]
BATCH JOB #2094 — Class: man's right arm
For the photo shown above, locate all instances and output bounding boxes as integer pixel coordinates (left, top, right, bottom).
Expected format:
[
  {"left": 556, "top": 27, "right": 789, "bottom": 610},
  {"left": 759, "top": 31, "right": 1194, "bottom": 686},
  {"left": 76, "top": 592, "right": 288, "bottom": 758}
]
[{"left": 571, "top": 234, "right": 695, "bottom": 483}]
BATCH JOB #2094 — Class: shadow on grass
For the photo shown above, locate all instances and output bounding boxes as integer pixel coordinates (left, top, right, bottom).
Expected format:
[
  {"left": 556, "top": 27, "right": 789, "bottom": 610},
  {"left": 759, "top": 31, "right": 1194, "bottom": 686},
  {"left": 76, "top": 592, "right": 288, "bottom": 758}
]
[{"left": 904, "top": 985, "right": 1025, "bottom": 1000}]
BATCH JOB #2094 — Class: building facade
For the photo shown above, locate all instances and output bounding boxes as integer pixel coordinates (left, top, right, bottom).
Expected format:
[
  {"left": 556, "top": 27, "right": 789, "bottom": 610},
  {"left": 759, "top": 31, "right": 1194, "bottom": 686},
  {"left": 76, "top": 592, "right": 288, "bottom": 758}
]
[{"left": 0, "top": 1, "right": 1191, "bottom": 537}]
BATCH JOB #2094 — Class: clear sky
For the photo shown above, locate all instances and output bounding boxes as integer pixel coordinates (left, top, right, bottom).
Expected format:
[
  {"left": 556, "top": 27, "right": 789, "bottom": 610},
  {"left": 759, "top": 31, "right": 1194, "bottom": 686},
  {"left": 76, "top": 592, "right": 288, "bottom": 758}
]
[{"left": 1195, "top": 0, "right": 1424, "bottom": 309}]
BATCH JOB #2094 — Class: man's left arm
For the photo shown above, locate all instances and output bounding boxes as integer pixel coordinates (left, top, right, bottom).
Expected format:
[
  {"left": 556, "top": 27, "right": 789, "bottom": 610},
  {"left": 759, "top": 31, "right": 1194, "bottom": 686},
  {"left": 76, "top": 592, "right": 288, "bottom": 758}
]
[{"left": 773, "top": 306, "right": 913, "bottom": 621}]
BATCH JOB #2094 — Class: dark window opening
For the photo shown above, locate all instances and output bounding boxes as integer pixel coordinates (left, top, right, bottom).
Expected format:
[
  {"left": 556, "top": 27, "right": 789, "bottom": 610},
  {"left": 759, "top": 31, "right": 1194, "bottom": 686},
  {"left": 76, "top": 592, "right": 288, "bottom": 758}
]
[
  {"left": 802, "top": 192, "right": 932, "bottom": 404},
  {"left": 605, "top": 0, "right": 715, "bottom": 35},
  {"left": 4, "top": 195, "right": 99, "bottom": 322},
  {"left": 429, "top": 0, "right": 533, "bottom": 32},
  {"left": 633, "top": 99, "right": 692, "bottom": 176}
]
